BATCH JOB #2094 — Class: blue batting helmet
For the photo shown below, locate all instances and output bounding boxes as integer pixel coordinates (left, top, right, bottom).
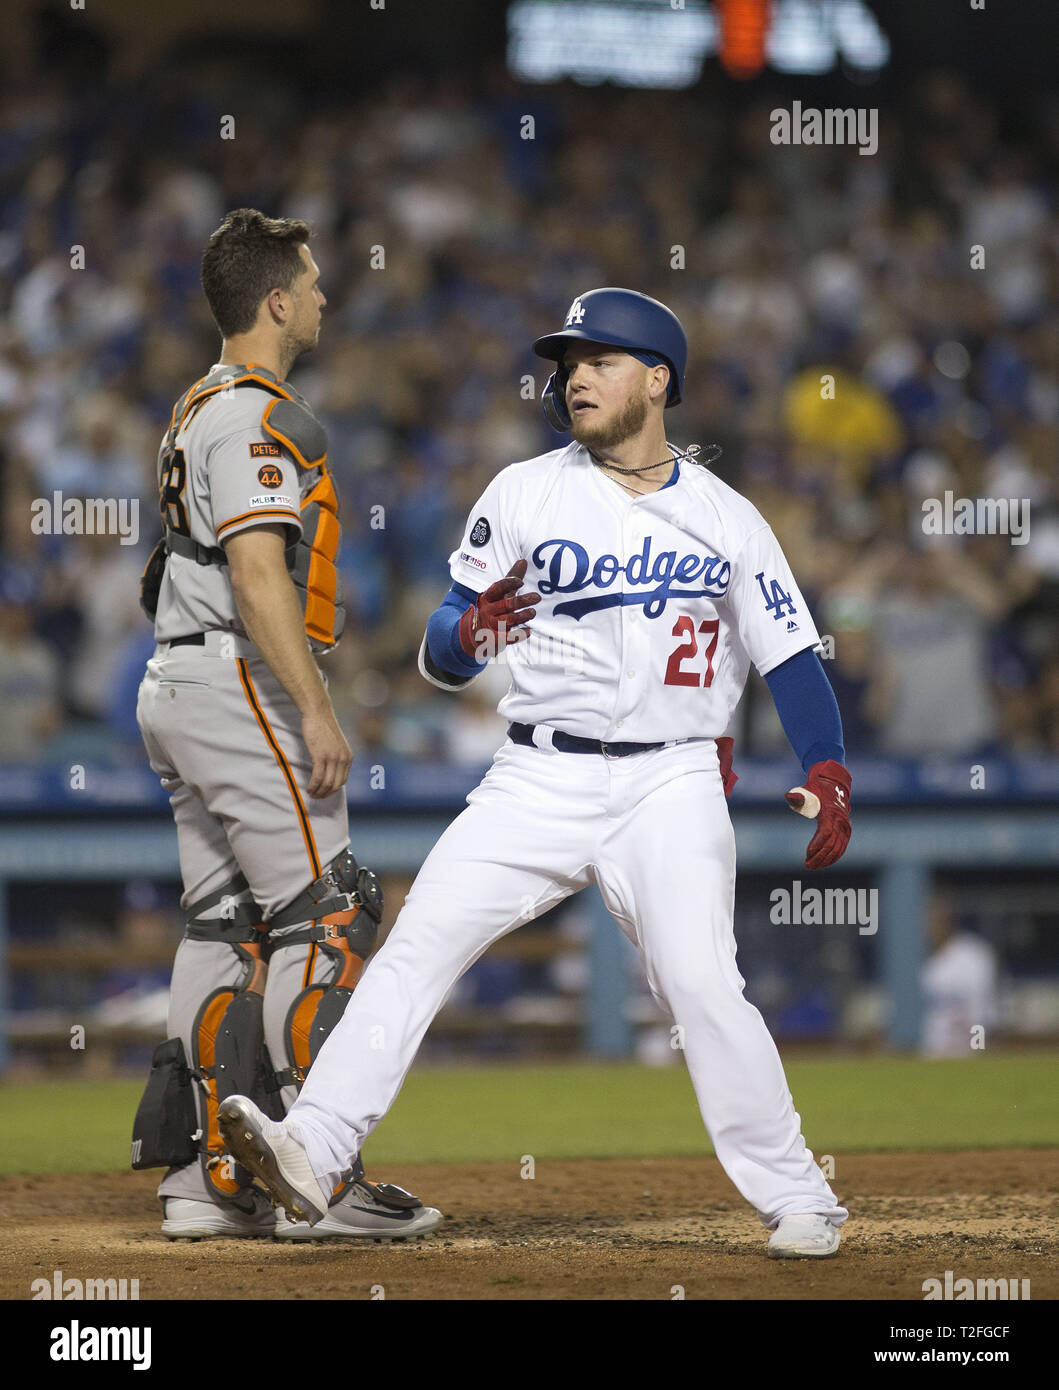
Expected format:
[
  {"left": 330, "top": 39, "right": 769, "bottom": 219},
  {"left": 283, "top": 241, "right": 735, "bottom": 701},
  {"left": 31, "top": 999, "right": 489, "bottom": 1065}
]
[{"left": 532, "top": 288, "right": 687, "bottom": 431}]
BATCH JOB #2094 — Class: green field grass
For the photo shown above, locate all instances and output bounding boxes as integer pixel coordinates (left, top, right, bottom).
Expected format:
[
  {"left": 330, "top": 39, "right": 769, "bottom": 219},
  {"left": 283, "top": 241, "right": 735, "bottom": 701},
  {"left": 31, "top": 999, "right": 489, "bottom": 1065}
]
[{"left": 1, "top": 1055, "right": 1056, "bottom": 1175}]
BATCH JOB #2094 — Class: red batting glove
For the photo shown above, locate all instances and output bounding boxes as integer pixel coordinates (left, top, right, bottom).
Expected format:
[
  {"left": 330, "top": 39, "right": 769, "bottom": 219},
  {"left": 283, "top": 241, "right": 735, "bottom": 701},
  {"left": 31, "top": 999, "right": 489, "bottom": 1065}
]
[
  {"left": 458, "top": 559, "right": 541, "bottom": 662},
  {"left": 785, "top": 759, "right": 852, "bottom": 870},
  {"left": 717, "top": 736, "right": 738, "bottom": 798}
]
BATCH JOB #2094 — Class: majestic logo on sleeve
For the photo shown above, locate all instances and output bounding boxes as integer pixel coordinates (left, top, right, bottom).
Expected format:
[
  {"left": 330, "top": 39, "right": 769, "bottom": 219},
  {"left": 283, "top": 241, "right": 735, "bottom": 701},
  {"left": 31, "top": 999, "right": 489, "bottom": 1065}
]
[{"left": 532, "top": 536, "right": 730, "bottom": 619}]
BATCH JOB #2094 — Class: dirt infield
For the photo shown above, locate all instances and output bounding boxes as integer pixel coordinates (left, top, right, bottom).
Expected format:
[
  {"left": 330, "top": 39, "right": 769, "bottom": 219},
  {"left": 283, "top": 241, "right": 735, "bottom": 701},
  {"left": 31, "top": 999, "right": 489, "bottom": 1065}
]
[{"left": 4, "top": 1150, "right": 1057, "bottom": 1301}]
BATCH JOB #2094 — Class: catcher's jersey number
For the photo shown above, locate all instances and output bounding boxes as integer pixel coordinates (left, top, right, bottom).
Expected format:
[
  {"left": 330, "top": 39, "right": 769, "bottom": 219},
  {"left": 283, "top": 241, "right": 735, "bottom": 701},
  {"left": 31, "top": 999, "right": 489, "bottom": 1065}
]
[{"left": 160, "top": 445, "right": 190, "bottom": 537}]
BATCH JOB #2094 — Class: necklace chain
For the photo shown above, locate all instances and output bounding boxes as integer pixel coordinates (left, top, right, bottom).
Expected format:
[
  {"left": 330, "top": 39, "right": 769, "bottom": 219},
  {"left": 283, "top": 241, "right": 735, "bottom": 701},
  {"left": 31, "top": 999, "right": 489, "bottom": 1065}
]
[
  {"left": 590, "top": 443, "right": 702, "bottom": 477},
  {"left": 592, "top": 442, "right": 720, "bottom": 496}
]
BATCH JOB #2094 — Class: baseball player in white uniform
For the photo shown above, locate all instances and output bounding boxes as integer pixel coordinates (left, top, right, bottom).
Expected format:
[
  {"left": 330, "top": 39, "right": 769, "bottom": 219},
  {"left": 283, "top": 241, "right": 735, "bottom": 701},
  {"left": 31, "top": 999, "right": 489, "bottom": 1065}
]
[
  {"left": 220, "top": 289, "right": 854, "bottom": 1259},
  {"left": 131, "top": 208, "right": 442, "bottom": 1242}
]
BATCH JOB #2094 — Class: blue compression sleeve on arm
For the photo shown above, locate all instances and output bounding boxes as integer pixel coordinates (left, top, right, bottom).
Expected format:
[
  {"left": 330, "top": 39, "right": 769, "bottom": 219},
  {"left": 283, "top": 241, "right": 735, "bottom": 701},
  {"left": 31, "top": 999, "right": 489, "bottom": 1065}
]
[
  {"left": 425, "top": 582, "right": 486, "bottom": 679},
  {"left": 764, "top": 647, "right": 845, "bottom": 774}
]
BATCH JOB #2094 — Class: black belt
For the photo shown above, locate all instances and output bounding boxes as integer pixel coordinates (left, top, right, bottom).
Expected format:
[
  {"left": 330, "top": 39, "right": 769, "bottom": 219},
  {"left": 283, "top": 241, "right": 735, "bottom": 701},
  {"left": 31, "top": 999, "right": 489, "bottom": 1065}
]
[
  {"left": 168, "top": 633, "right": 205, "bottom": 647},
  {"left": 508, "top": 722, "right": 667, "bottom": 758}
]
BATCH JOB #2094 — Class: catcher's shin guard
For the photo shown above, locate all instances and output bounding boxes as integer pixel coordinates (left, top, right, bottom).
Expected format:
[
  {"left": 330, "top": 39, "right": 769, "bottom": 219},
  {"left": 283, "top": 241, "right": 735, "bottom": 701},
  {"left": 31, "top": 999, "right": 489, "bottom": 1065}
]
[
  {"left": 283, "top": 908, "right": 375, "bottom": 1079},
  {"left": 190, "top": 937, "right": 280, "bottom": 1198},
  {"left": 267, "top": 848, "right": 383, "bottom": 1089},
  {"left": 178, "top": 872, "right": 290, "bottom": 1197},
  {"left": 133, "top": 872, "right": 281, "bottom": 1189}
]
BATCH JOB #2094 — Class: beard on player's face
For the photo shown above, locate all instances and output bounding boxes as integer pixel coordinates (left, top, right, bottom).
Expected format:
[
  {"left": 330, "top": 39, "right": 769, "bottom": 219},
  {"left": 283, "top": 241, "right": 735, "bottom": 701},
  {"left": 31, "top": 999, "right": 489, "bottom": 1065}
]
[
  {"left": 569, "top": 382, "right": 650, "bottom": 451},
  {"left": 278, "top": 319, "right": 319, "bottom": 374}
]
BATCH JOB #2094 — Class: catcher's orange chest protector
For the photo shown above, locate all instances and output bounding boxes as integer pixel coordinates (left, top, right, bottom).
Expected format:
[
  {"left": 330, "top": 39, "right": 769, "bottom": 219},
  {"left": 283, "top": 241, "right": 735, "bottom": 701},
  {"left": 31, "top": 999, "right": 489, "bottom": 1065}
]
[{"left": 159, "top": 363, "right": 346, "bottom": 649}]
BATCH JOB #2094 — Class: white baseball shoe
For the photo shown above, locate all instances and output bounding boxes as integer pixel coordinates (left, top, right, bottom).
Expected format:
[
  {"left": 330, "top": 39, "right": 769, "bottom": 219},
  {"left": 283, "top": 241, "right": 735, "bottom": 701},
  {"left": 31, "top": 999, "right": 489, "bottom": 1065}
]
[
  {"left": 217, "top": 1095, "right": 330, "bottom": 1226},
  {"left": 274, "top": 1178, "right": 443, "bottom": 1243},
  {"left": 161, "top": 1189, "right": 275, "bottom": 1241},
  {"left": 767, "top": 1214, "right": 842, "bottom": 1259}
]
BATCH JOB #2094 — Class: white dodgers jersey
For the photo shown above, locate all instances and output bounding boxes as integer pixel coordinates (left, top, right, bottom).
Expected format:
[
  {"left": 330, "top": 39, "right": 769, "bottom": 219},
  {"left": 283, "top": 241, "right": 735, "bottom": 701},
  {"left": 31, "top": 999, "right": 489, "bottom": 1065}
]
[{"left": 449, "top": 443, "right": 821, "bottom": 743}]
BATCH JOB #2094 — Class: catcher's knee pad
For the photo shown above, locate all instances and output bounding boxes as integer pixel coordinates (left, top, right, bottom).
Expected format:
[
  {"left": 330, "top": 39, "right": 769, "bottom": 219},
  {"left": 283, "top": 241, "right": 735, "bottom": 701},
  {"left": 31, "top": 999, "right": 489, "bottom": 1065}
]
[{"left": 267, "top": 848, "right": 383, "bottom": 1088}]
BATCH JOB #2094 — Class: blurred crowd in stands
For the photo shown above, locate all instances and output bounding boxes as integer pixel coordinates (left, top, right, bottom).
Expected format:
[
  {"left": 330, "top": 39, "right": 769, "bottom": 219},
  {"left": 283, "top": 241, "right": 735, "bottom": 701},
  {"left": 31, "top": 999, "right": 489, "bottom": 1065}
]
[{"left": 2, "top": 48, "right": 1058, "bottom": 771}]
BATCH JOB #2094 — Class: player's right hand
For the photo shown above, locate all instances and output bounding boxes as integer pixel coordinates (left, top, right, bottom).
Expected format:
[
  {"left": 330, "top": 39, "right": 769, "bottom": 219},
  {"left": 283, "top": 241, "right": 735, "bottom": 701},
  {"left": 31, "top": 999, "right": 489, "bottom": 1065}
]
[
  {"left": 785, "top": 759, "right": 852, "bottom": 869},
  {"left": 458, "top": 559, "right": 541, "bottom": 662},
  {"left": 717, "top": 736, "right": 738, "bottom": 798},
  {"left": 301, "top": 707, "right": 353, "bottom": 799}
]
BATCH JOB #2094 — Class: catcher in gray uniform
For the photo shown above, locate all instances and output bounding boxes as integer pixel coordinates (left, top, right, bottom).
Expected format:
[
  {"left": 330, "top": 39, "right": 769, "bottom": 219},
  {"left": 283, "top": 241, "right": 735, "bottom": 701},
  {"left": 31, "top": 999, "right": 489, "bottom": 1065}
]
[{"left": 131, "top": 208, "right": 442, "bottom": 1242}]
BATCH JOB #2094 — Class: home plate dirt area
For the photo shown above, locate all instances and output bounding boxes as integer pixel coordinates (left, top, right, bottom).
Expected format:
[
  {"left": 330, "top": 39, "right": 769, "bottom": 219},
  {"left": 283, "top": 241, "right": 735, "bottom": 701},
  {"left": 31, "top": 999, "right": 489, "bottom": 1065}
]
[{"left": 3, "top": 1151, "right": 1056, "bottom": 1300}]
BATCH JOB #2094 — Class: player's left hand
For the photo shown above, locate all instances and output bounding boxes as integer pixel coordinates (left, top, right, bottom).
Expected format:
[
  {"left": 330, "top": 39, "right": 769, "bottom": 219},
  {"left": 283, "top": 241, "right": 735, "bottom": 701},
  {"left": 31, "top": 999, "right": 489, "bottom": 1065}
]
[{"left": 785, "top": 759, "right": 851, "bottom": 869}]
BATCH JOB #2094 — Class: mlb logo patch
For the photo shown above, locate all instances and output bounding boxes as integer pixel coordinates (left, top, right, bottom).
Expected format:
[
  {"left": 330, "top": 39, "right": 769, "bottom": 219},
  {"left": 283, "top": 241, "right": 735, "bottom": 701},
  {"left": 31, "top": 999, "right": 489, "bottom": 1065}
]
[
  {"left": 249, "top": 493, "right": 293, "bottom": 508},
  {"left": 469, "top": 516, "right": 491, "bottom": 547}
]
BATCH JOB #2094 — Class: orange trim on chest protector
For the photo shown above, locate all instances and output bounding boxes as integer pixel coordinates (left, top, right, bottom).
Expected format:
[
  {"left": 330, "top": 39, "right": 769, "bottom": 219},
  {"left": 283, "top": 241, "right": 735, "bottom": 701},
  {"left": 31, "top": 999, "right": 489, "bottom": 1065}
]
[
  {"left": 178, "top": 372, "right": 295, "bottom": 433},
  {"left": 301, "top": 471, "right": 340, "bottom": 643}
]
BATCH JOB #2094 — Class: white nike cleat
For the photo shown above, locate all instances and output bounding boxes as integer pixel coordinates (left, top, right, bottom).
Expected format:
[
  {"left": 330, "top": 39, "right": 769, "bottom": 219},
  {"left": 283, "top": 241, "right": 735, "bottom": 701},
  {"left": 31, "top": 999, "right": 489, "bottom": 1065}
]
[
  {"left": 217, "top": 1095, "right": 330, "bottom": 1226},
  {"left": 161, "top": 1190, "right": 275, "bottom": 1241},
  {"left": 767, "top": 1214, "right": 842, "bottom": 1259},
  {"left": 274, "top": 1181, "right": 443, "bottom": 1243}
]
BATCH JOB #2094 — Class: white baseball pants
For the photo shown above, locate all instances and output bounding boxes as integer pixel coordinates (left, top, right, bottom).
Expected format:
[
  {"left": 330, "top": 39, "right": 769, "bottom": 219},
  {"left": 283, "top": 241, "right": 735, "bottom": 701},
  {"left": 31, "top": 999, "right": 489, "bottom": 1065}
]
[{"left": 288, "top": 736, "right": 847, "bottom": 1229}]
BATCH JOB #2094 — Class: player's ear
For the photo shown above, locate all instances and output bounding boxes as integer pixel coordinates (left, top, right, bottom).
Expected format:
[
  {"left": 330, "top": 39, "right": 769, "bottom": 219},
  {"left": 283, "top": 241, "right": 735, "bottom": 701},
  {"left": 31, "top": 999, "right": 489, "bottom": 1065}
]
[
  {"left": 649, "top": 364, "right": 670, "bottom": 403},
  {"left": 265, "top": 287, "right": 288, "bottom": 324}
]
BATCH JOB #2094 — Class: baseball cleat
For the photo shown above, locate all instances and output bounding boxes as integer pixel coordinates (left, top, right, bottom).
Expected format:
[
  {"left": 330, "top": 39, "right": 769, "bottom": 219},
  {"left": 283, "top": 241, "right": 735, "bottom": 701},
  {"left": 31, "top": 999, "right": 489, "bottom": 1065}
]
[
  {"left": 274, "top": 1181, "right": 443, "bottom": 1243},
  {"left": 217, "top": 1095, "right": 329, "bottom": 1226},
  {"left": 767, "top": 1214, "right": 842, "bottom": 1259},
  {"left": 161, "top": 1190, "right": 276, "bottom": 1241}
]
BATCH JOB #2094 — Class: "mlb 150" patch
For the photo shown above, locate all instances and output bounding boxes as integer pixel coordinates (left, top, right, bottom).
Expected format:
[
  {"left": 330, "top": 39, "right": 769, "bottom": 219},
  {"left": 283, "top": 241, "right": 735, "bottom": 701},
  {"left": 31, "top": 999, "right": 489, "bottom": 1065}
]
[{"left": 248, "top": 494, "right": 294, "bottom": 508}]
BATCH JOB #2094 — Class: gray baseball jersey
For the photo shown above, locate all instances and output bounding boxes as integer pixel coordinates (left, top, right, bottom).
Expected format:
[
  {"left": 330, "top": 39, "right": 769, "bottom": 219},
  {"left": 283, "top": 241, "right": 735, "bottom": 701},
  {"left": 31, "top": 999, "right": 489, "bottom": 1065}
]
[{"left": 153, "top": 371, "right": 306, "bottom": 641}]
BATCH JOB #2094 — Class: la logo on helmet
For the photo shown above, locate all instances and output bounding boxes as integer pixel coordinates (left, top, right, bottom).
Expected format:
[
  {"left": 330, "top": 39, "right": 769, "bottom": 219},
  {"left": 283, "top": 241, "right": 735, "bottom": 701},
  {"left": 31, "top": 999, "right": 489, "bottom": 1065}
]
[{"left": 564, "top": 298, "right": 586, "bottom": 326}]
